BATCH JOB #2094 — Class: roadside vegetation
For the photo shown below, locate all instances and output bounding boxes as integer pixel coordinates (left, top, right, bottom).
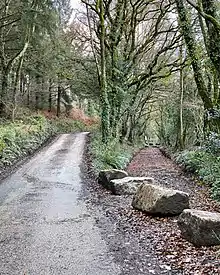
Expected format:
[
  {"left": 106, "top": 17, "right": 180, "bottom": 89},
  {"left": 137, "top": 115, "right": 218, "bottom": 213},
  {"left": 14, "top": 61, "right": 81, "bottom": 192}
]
[
  {"left": 176, "top": 132, "right": 220, "bottom": 201},
  {"left": 0, "top": 114, "right": 53, "bottom": 167},
  {"left": 90, "top": 132, "right": 140, "bottom": 173},
  {"left": 0, "top": 109, "right": 94, "bottom": 174}
]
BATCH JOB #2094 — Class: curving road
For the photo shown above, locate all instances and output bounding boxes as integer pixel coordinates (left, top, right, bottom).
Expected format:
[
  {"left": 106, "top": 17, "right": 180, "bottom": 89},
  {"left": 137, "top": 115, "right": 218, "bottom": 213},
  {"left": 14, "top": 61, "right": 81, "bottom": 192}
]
[{"left": 0, "top": 133, "right": 120, "bottom": 275}]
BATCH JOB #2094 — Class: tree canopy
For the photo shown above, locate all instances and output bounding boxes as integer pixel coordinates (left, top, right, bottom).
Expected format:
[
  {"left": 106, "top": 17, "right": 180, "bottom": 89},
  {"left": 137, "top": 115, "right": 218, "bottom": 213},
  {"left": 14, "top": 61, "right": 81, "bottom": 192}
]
[{"left": 0, "top": 0, "right": 220, "bottom": 148}]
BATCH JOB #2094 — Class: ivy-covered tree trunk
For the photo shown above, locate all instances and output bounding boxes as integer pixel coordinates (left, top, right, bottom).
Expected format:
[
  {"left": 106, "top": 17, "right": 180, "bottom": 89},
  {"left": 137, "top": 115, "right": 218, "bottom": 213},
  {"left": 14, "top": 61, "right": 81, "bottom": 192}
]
[
  {"left": 178, "top": 42, "right": 184, "bottom": 149},
  {"left": 175, "top": 0, "right": 213, "bottom": 111},
  {"left": 98, "top": 0, "right": 110, "bottom": 143},
  {"left": 201, "top": 0, "right": 220, "bottom": 85},
  {"left": 61, "top": 86, "right": 74, "bottom": 116},
  {"left": 108, "top": 0, "right": 126, "bottom": 139}
]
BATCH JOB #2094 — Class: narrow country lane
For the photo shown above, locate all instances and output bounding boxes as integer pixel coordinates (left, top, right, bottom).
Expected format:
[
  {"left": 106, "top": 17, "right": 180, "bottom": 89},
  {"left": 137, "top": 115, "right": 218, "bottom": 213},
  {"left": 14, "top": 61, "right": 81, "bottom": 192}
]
[{"left": 0, "top": 133, "right": 120, "bottom": 275}]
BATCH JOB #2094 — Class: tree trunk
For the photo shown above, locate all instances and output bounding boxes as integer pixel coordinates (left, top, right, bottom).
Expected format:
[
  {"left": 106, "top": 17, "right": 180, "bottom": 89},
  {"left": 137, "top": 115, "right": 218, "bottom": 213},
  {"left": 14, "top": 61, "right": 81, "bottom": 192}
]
[
  {"left": 11, "top": 57, "right": 23, "bottom": 121},
  {"left": 0, "top": 70, "right": 9, "bottom": 115},
  {"left": 35, "top": 76, "right": 40, "bottom": 110},
  {"left": 27, "top": 75, "right": 30, "bottom": 108},
  {"left": 175, "top": 0, "right": 213, "bottom": 110},
  {"left": 40, "top": 78, "right": 45, "bottom": 109},
  {"left": 202, "top": 0, "right": 220, "bottom": 84},
  {"left": 99, "top": 0, "right": 110, "bottom": 143},
  {"left": 48, "top": 79, "right": 52, "bottom": 112},
  {"left": 57, "top": 84, "right": 61, "bottom": 117},
  {"left": 179, "top": 42, "right": 184, "bottom": 149}
]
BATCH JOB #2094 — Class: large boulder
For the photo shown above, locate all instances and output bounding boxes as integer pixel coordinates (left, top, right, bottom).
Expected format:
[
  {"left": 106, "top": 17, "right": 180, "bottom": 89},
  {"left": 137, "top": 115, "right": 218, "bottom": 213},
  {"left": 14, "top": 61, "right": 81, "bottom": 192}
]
[
  {"left": 178, "top": 209, "right": 220, "bottom": 246},
  {"left": 110, "top": 177, "right": 154, "bottom": 195},
  {"left": 98, "top": 169, "right": 128, "bottom": 188},
  {"left": 132, "top": 183, "right": 189, "bottom": 215}
]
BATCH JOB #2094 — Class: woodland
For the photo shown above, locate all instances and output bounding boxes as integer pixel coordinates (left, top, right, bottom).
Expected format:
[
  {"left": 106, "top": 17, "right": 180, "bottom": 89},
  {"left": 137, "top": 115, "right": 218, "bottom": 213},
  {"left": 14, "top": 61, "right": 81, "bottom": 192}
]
[{"left": 0, "top": 0, "right": 220, "bottom": 200}]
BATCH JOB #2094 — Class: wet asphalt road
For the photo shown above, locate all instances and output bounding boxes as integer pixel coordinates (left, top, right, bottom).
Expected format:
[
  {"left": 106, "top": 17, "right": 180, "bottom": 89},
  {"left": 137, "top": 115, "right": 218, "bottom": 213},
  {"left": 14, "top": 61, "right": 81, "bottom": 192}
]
[{"left": 0, "top": 133, "right": 120, "bottom": 275}]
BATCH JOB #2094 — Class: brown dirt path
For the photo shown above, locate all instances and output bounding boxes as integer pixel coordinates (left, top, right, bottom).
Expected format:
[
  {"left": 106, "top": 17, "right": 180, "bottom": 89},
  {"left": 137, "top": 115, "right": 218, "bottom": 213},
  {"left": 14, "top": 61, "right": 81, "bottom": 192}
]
[{"left": 127, "top": 147, "right": 220, "bottom": 274}]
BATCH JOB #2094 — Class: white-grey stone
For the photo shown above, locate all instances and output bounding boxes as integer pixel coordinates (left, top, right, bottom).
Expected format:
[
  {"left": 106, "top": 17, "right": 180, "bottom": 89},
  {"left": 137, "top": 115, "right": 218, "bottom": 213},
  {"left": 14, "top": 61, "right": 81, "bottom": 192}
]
[
  {"left": 110, "top": 177, "right": 154, "bottom": 195},
  {"left": 178, "top": 209, "right": 220, "bottom": 246},
  {"left": 98, "top": 169, "right": 128, "bottom": 188},
  {"left": 132, "top": 183, "right": 189, "bottom": 215}
]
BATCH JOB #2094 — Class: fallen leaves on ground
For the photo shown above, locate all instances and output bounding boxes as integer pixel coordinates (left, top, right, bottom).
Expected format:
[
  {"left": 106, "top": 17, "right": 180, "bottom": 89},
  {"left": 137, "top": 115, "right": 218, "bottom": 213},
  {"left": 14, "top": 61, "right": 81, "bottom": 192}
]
[
  {"left": 127, "top": 148, "right": 220, "bottom": 274},
  {"left": 83, "top": 143, "right": 220, "bottom": 274}
]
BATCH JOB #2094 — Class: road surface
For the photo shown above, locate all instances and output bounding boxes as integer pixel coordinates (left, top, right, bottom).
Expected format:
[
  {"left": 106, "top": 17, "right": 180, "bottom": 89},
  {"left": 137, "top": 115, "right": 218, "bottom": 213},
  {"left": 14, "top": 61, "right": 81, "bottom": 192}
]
[{"left": 0, "top": 133, "right": 120, "bottom": 275}]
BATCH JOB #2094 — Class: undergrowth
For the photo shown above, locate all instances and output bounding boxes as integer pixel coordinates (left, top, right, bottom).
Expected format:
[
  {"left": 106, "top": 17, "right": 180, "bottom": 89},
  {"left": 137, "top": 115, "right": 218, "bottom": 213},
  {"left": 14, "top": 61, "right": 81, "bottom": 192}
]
[
  {"left": 176, "top": 132, "right": 220, "bottom": 201},
  {"left": 0, "top": 113, "right": 90, "bottom": 168},
  {"left": 90, "top": 132, "right": 139, "bottom": 174}
]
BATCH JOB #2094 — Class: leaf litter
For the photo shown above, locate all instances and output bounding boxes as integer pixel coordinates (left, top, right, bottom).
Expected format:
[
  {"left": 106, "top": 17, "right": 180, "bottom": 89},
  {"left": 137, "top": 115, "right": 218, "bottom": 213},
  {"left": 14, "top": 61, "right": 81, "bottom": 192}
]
[{"left": 83, "top": 143, "right": 220, "bottom": 274}]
